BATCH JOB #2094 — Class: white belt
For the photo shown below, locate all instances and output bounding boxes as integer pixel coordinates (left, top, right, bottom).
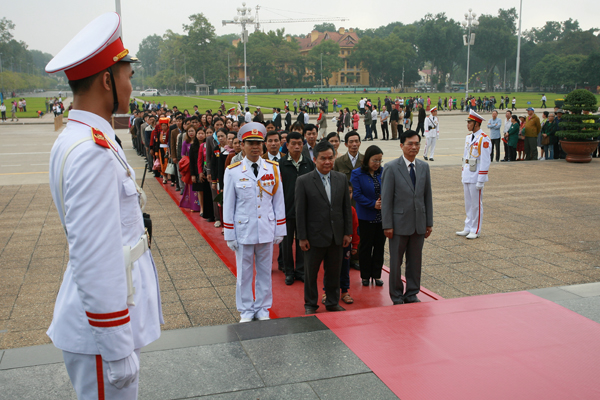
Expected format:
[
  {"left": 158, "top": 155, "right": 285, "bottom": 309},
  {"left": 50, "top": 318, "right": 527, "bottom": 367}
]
[
  {"left": 123, "top": 232, "right": 149, "bottom": 306},
  {"left": 159, "top": 144, "right": 169, "bottom": 148}
]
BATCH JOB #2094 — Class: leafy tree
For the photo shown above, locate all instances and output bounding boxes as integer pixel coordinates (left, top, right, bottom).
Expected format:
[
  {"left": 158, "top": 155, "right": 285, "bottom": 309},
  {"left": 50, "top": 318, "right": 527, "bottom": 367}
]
[
  {"left": 471, "top": 9, "right": 517, "bottom": 88},
  {"left": 349, "top": 34, "right": 419, "bottom": 87},
  {"left": 313, "top": 23, "right": 335, "bottom": 33},
  {"left": 136, "top": 34, "right": 163, "bottom": 77},
  {"left": 307, "top": 40, "right": 343, "bottom": 87},
  {"left": 580, "top": 51, "right": 600, "bottom": 87},
  {"left": 416, "top": 13, "right": 463, "bottom": 89},
  {"left": 242, "top": 29, "right": 301, "bottom": 88},
  {"left": 0, "top": 17, "right": 15, "bottom": 43}
]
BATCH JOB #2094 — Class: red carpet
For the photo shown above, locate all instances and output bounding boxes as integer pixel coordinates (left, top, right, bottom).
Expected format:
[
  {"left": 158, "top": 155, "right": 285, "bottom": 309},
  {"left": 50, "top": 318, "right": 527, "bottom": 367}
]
[
  {"left": 317, "top": 291, "right": 600, "bottom": 400},
  {"left": 158, "top": 179, "right": 442, "bottom": 319}
]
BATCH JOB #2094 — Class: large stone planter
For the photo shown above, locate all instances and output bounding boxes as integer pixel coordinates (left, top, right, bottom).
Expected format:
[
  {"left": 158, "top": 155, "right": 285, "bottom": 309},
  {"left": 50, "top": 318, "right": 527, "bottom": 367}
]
[{"left": 560, "top": 140, "right": 599, "bottom": 163}]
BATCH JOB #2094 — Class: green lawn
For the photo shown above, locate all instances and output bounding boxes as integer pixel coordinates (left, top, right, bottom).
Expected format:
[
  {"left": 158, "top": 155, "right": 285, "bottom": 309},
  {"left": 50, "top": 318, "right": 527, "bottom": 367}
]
[
  {"left": 2, "top": 97, "right": 56, "bottom": 118},
  {"left": 133, "top": 92, "right": 599, "bottom": 115}
]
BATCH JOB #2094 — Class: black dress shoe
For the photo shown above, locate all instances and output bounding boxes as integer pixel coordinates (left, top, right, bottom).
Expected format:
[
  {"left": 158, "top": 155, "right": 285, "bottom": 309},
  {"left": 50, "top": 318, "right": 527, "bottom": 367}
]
[
  {"left": 305, "top": 307, "right": 318, "bottom": 315},
  {"left": 374, "top": 279, "right": 384, "bottom": 287},
  {"left": 285, "top": 275, "right": 294, "bottom": 285},
  {"left": 326, "top": 305, "right": 345, "bottom": 312},
  {"left": 393, "top": 300, "right": 404, "bottom": 305},
  {"left": 362, "top": 279, "right": 370, "bottom": 286},
  {"left": 294, "top": 274, "right": 304, "bottom": 282},
  {"left": 424, "top": 156, "right": 428, "bottom": 160},
  {"left": 404, "top": 295, "right": 421, "bottom": 303},
  {"left": 350, "top": 262, "right": 360, "bottom": 270},
  {"left": 429, "top": 158, "right": 434, "bottom": 161}
]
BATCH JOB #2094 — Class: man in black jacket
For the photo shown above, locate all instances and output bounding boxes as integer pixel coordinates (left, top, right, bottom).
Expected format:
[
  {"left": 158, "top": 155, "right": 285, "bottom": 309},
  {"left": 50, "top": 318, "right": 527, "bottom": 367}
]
[
  {"left": 415, "top": 103, "right": 426, "bottom": 137},
  {"left": 296, "top": 141, "right": 352, "bottom": 313},
  {"left": 279, "top": 132, "right": 314, "bottom": 285}
]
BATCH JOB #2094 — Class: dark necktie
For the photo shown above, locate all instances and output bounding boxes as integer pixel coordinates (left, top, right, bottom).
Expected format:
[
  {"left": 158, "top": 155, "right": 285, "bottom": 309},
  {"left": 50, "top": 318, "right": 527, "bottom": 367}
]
[
  {"left": 252, "top": 163, "right": 258, "bottom": 177},
  {"left": 273, "top": 156, "right": 278, "bottom": 162},
  {"left": 409, "top": 163, "right": 416, "bottom": 188}
]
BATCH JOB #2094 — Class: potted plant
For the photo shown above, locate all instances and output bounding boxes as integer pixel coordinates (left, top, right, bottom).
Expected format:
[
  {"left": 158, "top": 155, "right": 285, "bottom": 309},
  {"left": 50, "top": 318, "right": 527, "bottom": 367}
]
[{"left": 559, "top": 89, "right": 600, "bottom": 163}]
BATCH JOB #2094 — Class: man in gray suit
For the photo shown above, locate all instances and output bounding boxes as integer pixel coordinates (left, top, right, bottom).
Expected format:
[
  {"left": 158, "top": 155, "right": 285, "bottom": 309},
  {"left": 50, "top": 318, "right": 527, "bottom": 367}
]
[
  {"left": 381, "top": 130, "right": 433, "bottom": 304},
  {"left": 296, "top": 141, "right": 353, "bottom": 314}
]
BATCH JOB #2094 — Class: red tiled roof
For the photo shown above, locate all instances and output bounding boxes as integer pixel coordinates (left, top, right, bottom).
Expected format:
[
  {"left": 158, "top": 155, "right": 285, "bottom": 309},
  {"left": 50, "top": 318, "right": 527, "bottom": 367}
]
[{"left": 295, "top": 30, "right": 359, "bottom": 51}]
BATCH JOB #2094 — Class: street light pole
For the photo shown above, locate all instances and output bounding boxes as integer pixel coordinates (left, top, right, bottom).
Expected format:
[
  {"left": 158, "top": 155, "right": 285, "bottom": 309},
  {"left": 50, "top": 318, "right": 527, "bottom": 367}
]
[
  {"left": 223, "top": 3, "right": 257, "bottom": 109},
  {"left": 320, "top": 53, "right": 323, "bottom": 93},
  {"left": 462, "top": 9, "right": 479, "bottom": 104},
  {"left": 514, "top": 0, "right": 523, "bottom": 92},
  {"left": 0, "top": 53, "right": 3, "bottom": 95}
]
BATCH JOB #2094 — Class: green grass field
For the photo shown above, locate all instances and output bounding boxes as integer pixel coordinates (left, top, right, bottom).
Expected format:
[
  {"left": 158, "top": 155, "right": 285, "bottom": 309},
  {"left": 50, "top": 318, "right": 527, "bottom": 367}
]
[
  {"left": 2, "top": 97, "right": 55, "bottom": 118},
  {"left": 133, "top": 92, "right": 599, "bottom": 115}
]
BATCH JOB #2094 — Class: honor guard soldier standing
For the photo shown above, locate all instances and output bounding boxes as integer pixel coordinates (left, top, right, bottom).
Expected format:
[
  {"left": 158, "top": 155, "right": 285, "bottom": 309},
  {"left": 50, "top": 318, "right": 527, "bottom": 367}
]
[
  {"left": 45, "top": 13, "right": 162, "bottom": 399},
  {"left": 423, "top": 106, "right": 439, "bottom": 161},
  {"left": 223, "top": 122, "right": 286, "bottom": 322},
  {"left": 457, "top": 110, "right": 491, "bottom": 240}
]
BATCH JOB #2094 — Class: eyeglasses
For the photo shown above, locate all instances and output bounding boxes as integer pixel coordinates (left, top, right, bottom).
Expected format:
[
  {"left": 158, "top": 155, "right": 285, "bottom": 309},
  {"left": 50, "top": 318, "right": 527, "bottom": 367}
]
[{"left": 370, "top": 159, "right": 383, "bottom": 164}]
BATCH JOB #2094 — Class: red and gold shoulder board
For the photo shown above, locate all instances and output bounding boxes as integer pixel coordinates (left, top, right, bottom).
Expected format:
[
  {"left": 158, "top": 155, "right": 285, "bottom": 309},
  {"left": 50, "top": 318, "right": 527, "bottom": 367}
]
[
  {"left": 91, "top": 128, "right": 110, "bottom": 149},
  {"left": 481, "top": 133, "right": 488, "bottom": 137},
  {"left": 227, "top": 161, "right": 242, "bottom": 169},
  {"left": 265, "top": 159, "right": 279, "bottom": 166}
]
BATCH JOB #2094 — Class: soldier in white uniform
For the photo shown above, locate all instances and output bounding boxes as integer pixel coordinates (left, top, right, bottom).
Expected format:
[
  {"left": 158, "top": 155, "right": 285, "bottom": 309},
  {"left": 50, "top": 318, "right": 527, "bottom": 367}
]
[
  {"left": 423, "top": 106, "right": 439, "bottom": 161},
  {"left": 223, "top": 122, "right": 286, "bottom": 322},
  {"left": 45, "top": 12, "right": 162, "bottom": 399},
  {"left": 457, "top": 110, "right": 491, "bottom": 240}
]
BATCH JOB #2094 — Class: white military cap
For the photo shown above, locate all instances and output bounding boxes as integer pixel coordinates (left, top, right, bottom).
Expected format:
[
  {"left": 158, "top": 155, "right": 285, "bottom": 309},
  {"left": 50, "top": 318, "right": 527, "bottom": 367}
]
[
  {"left": 45, "top": 12, "right": 138, "bottom": 81},
  {"left": 467, "top": 109, "right": 485, "bottom": 123}
]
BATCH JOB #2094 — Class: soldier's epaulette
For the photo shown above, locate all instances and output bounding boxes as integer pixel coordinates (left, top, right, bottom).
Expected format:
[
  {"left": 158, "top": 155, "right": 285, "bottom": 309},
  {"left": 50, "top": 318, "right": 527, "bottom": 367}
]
[
  {"left": 265, "top": 159, "right": 279, "bottom": 166},
  {"left": 91, "top": 127, "right": 110, "bottom": 149},
  {"left": 227, "top": 161, "right": 242, "bottom": 169},
  {"left": 481, "top": 133, "right": 488, "bottom": 137}
]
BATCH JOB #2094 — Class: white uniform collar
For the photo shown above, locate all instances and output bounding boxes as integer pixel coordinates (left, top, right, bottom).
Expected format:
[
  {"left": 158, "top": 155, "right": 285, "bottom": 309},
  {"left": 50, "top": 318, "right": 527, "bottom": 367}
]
[{"left": 67, "top": 109, "right": 115, "bottom": 140}]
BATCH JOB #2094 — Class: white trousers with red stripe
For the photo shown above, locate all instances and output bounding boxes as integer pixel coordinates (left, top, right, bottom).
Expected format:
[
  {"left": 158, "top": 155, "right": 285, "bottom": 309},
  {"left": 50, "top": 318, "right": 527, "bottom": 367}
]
[
  {"left": 463, "top": 183, "right": 483, "bottom": 234},
  {"left": 63, "top": 349, "right": 140, "bottom": 400},
  {"left": 235, "top": 243, "right": 273, "bottom": 320}
]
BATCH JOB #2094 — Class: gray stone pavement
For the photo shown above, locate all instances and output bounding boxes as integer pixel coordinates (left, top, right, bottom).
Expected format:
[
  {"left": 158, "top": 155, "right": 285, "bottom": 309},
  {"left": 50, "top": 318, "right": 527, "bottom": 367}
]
[
  {"left": 1, "top": 283, "right": 599, "bottom": 399},
  {"left": 1, "top": 120, "right": 600, "bottom": 350}
]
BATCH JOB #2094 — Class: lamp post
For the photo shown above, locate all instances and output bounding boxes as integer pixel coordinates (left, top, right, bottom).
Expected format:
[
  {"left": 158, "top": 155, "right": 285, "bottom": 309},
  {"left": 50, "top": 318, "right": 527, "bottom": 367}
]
[
  {"left": 320, "top": 53, "right": 324, "bottom": 93},
  {"left": 223, "top": 2, "right": 257, "bottom": 109},
  {"left": 514, "top": 0, "right": 523, "bottom": 92},
  {"left": 0, "top": 53, "right": 3, "bottom": 95},
  {"left": 461, "top": 9, "right": 478, "bottom": 103}
]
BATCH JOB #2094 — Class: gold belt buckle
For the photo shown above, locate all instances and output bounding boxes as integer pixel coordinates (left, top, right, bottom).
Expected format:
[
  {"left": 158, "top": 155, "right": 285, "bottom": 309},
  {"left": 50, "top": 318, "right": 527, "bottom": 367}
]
[{"left": 144, "top": 227, "right": 151, "bottom": 249}]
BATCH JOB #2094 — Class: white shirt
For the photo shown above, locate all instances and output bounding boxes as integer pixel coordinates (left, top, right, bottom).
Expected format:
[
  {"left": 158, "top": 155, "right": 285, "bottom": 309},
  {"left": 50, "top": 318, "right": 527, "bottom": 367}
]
[
  {"left": 349, "top": 152, "right": 359, "bottom": 168},
  {"left": 371, "top": 109, "right": 378, "bottom": 121},
  {"left": 0, "top": 104, "right": 5, "bottom": 112},
  {"left": 267, "top": 152, "right": 280, "bottom": 161},
  {"left": 359, "top": 99, "right": 365, "bottom": 108},
  {"left": 304, "top": 113, "right": 310, "bottom": 124},
  {"left": 245, "top": 111, "right": 252, "bottom": 123},
  {"left": 503, "top": 117, "right": 511, "bottom": 134},
  {"left": 403, "top": 156, "right": 416, "bottom": 174}
]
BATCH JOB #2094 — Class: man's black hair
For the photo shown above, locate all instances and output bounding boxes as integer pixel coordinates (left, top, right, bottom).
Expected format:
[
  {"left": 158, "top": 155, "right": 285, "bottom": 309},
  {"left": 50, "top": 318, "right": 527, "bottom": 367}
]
[
  {"left": 68, "top": 70, "right": 103, "bottom": 95},
  {"left": 303, "top": 124, "right": 316, "bottom": 135},
  {"left": 265, "top": 130, "right": 281, "bottom": 140},
  {"left": 175, "top": 114, "right": 184, "bottom": 121},
  {"left": 189, "top": 115, "right": 199, "bottom": 122},
  {"left": 344, "top": 130, "right": 361, "bottom": 144},
  {"left": 286, "top": 132, "right": 303, "bottom": 142},
  {"left": 313, "top": 140, "right": 335, "bottom": 159},
  {"left": 245, "top": 107, "right": 250, "bottom": 111},
  {"left": 400, "top": 129, "right": 421, "bottom": 144}
]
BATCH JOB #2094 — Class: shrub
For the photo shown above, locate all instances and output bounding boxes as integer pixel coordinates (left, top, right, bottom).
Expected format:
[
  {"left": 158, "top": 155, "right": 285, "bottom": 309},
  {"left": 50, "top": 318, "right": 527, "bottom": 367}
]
[{"left": 559, "top": 89, "right": 600, "bottom": 141}]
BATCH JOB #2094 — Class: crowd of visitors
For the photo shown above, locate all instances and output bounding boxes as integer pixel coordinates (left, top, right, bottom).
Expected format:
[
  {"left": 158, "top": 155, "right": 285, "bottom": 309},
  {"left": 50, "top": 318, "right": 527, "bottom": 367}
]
[{"left": 127, "top": 98, "right": 437, "bottom": 320}]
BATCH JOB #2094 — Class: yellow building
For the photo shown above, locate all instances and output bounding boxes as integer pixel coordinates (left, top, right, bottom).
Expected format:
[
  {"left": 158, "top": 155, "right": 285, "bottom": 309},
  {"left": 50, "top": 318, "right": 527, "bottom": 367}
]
[
  {"left": 295, "top": 27, "right": 370, "bottom": 86},
  {"left": 230, "top": 27, "right": 370, "bottom": 87}
]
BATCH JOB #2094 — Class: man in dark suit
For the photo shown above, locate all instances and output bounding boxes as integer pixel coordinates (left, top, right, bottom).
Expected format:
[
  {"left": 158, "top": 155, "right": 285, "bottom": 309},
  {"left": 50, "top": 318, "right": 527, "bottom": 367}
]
[
  {"left": 333, "top": 131, "right": 364, "bottom": 181},
  {"left": 297, "top": 108, "right": 306, "bottom": 125},
  {"left": 279, "top": 132, "right": 314, "bottom": 285},
  {"left": 381, "top": 130, "right": 433, "bottom": 304},
  {"left": 284, "top": 107, "right": 292, "bottom": 131},
  {"left": 296, "top": 141, "right": 352, "bottom": 314},
  {"left": 273, "top": 107, "right": 282, "bottom": 130},
  {"left": 301, "top": 124, "right": 318, "bottom": 164},
  {"left": 415, "top": 103, "right": 426, "bottom": 137}
]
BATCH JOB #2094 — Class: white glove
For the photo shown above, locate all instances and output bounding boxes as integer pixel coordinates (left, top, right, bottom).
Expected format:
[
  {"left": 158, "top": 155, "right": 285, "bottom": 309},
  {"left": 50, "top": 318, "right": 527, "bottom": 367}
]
[
  {"left": 107, "top": 352, "right": 139, "bottom": 389},
  {"left": 476, "top": 182, "right": 484, "bottom": 190},
  {"left": 274, "top": 236, "right": 284, "bottom": 245},
  {"left": 227, "top": 240, "right": 239, "bottom": 251}
]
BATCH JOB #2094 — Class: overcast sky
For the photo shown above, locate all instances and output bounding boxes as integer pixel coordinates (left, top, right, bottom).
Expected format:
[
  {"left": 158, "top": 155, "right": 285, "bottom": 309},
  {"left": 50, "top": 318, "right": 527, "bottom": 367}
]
[{"left": 4, "top": 0, "right": 598, "bottom": 58}]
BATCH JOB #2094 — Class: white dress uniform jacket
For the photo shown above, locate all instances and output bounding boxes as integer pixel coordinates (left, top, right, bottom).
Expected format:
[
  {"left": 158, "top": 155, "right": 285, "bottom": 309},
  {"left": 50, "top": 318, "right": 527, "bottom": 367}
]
[
  {"left": 48, "top": 110, "right": 163, "bottom": 362},
  {"left": 461, "top": 129, "right": 491, "bottom": 184},
  {"left": 424, "top": 115, "right": 439, "bottom": 139},
  {"left": 223, "top": 157, "right": 287, "bottom": 242}
]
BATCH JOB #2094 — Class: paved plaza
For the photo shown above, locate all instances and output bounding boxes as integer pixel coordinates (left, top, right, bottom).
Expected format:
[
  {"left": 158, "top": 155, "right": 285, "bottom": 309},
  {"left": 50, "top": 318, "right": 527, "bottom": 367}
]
[{"left": 0, "top": 112, "right": 599, "bottom": 398}]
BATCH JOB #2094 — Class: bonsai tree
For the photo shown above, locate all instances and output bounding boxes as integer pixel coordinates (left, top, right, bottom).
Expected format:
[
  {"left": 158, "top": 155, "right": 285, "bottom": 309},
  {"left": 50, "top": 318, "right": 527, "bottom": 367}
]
[{"left": 559, "top": 89, "right": 600, "bottom": 141}]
